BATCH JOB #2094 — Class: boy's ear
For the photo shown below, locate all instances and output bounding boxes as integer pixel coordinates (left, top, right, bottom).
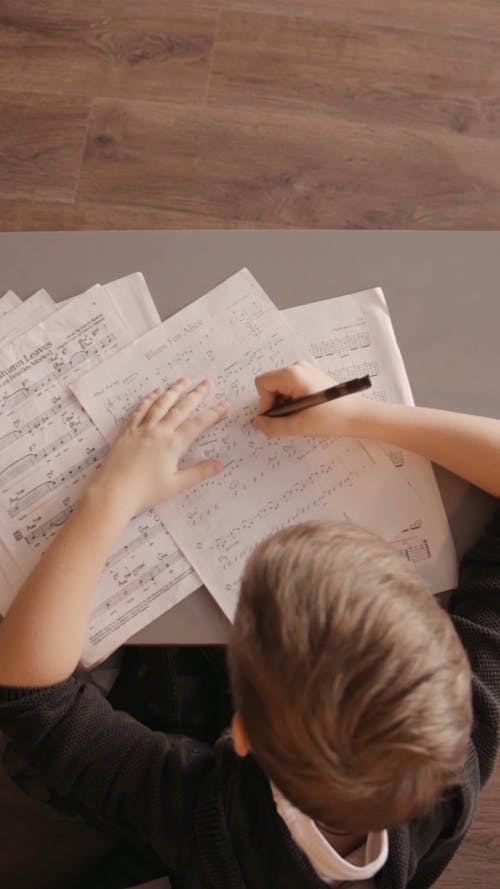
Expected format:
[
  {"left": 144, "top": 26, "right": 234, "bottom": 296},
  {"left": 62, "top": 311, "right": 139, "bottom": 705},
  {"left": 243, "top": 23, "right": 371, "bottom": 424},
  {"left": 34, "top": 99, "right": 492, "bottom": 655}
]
[{"left": 231, "top": 712, "right": 251, "bottom": 757}]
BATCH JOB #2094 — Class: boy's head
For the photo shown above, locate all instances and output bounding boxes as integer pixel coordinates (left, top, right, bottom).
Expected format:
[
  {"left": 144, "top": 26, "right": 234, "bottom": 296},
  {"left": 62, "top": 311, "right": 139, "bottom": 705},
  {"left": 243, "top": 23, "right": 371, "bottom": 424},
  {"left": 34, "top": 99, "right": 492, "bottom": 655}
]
[{"left": 228, "top": 521, "right": 472, "bottom": 832}]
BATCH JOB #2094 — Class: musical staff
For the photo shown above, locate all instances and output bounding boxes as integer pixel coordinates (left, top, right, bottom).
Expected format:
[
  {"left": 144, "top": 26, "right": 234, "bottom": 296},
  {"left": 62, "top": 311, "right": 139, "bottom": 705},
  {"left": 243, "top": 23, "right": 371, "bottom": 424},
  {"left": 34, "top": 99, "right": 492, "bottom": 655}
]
[{"left": 7, "top": 447, "right": 108, "bottom": 517}]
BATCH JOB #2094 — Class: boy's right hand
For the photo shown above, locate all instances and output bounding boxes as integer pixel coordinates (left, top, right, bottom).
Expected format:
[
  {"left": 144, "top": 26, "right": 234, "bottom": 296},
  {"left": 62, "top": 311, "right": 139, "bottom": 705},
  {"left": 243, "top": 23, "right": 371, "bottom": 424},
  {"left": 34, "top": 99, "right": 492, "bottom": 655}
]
[{"left": 253, "top": 360, "right": 364, "bottom": 438}]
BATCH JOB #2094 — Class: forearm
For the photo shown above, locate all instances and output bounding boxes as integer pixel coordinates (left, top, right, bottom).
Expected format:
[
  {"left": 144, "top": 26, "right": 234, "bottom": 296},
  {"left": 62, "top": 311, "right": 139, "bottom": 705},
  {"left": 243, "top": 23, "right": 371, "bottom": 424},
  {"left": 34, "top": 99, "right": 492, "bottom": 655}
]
[
  {"left": 344, "top": 399, "right": 500, "bottom": 497},
  {"left": 256, "top": 364, "right": 500, "bottom": 496},
  {"left": 0, "top": 483, "right": 130, "bottom": 686}
]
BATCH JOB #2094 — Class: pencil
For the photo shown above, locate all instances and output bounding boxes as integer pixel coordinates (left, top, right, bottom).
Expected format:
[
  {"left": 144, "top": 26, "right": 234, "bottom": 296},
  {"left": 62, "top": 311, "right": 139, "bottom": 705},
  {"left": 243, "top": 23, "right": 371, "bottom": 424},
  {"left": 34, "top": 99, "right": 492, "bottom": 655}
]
[{"left": 263, "top": 375, "right": 372, "bottom": 418}]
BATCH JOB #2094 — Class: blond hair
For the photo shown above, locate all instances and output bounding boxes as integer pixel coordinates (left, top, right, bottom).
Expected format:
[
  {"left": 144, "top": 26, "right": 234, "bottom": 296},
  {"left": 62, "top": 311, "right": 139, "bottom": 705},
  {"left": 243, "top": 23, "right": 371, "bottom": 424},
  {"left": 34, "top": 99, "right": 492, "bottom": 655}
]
[{"left": 229, "top": 522, "right": 472, "bottom": 832}]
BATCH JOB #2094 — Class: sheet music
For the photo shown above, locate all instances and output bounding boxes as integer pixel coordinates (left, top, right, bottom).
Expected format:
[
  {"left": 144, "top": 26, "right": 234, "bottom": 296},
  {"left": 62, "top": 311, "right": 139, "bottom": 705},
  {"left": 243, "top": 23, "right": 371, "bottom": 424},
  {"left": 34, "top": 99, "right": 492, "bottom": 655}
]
[
  {"left": 0, "top": 289, "right": 55, "bottom": 344},
  {"left": 0, "top": 290, "right": 21, "bottom": 318},
  {"left": 0, "top": 287, "right": 63, "bottom": 593},
  {"left": 46, "top": 273, "right": 161, "bottom": 337},
  {"left": 283, "top": 288, "right": 458, "bottom": 593},
  {"left": 0, "top": 277, "right": 199, "bottom": 667},
  {"left": 0, "top": 292, "right": 22, "bottom": 596},
  {"left": 102, "top": 272, "right": 162, "bottom": 335},
  {"left": 73, "top": 269, "right": 419, "bottom": 621}
]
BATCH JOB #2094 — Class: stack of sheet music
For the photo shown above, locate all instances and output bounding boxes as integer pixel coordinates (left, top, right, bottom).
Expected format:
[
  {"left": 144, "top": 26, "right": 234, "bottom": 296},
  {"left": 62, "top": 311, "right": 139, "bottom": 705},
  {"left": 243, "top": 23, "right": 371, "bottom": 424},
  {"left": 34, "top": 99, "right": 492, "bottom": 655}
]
[{"left": 0, "top": 270, "right": 457, "bottom": 666}]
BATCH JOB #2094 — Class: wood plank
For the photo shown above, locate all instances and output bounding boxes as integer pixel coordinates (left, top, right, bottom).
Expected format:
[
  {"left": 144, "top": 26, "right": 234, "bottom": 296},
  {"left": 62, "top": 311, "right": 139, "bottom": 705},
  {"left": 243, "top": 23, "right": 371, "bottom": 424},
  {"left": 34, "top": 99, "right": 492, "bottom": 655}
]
[
  {"left": 77, "top": 98, "right": 204, "bottom": 213},
  {"left": 434, "top": 767, "right": 500, "bottom": 887},
  {"left": 43, "top": 95, "right": 500, "bottom": 228},
  {"left": 190, "top": 106, "right": 500, "bottom": 228},
  {"left": 3, "top": 187, "right": 500, "bottom": 230},
  {"left": 0, "top": 92, "right": 90, "bottom": 203},
  {"left": 215, "top": 0, "right": 500, "bottom": 41},
  {"left": 209, "top": 10, "right": 500, "bottom": 138},
  {"left": 474, "top": 767, "right": 500, "bottom": 827},
  {"left": 0, "top": 1, "right": 217, "bottom": 104},
  {"left": 0, "top": 198, "right": 210, "bottom": 231},
  {"left": 1, "top": 2, "right": 500, "bottom": 228}
]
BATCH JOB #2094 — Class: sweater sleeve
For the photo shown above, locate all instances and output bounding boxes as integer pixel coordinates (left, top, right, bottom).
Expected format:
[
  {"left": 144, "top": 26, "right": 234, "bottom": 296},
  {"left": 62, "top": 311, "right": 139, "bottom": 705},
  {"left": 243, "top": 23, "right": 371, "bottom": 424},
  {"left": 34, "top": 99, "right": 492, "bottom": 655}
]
[
  {"left": 448, "top": 502, "right": 500, "bottom": 786},
  {"left": 0, "top": 677, "right": 213, "bottom": 874}
]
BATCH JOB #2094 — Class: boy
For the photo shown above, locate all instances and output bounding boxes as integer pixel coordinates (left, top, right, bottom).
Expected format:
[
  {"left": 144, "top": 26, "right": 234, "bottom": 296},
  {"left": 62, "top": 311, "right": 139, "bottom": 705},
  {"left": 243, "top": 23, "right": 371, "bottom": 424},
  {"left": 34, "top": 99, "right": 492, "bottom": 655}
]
[{"left": 0, "top": 363, "right": 498, "bottom": 889}]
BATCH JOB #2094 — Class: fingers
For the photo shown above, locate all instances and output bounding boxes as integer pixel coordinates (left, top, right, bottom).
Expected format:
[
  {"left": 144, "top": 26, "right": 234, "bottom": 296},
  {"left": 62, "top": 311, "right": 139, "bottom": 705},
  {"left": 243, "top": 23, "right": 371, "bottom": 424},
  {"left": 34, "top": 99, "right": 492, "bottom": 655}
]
[
  {"left": 161, "top": 378, "right": 215, "bottom": 431},
  {"left": 127, "top": 380, "right": 190, "bottom": 429},
  {"left": 254, "top": 361, "right": 321, "bottom": 414},
  {"left": 126, "top": 379, "right": 228, "bottom": 451},
  {"left": 252, "top": 413, "right": 299, "bottom": 438},
  {"left": 142, "top": 378, "right": 191, "bottom": 426},
  {"left": 177, "top": 399, "right": 230, "bottom": 450},
  {"left": 175, "top": 458, "right": 224, "bottom": 495},
  {"left": 254, "top": 367, "right": 297, "bottom": 413},
  {"left": 126, "top": 388, "right": 164, "bottom": 429}
]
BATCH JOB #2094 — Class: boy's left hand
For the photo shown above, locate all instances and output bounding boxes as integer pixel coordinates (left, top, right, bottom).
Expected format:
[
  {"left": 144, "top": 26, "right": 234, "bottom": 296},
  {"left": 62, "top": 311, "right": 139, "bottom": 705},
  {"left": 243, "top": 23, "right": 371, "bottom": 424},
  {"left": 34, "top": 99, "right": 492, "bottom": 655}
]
[{"left": 91, "top": 377, "right": 229, "bottom": 516}]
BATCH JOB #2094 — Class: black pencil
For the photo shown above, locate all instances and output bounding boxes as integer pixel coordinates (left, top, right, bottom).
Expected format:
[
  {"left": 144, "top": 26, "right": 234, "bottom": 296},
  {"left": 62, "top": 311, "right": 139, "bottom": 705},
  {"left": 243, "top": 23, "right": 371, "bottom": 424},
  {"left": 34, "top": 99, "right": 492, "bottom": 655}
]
[{"left": 264, "top": 375, "right": 372, "bottom": 418}]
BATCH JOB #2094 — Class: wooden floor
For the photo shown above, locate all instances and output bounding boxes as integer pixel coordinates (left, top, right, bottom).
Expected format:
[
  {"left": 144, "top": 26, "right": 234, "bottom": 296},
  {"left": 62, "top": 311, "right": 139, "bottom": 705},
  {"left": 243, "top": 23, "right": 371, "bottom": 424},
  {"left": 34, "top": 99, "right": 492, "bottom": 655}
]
[
  {"left": 2, "top": 1, "right": 500, "bottom": 229},
  {"left": 0, "top": 1, "right": 499, "bottom": 887}
]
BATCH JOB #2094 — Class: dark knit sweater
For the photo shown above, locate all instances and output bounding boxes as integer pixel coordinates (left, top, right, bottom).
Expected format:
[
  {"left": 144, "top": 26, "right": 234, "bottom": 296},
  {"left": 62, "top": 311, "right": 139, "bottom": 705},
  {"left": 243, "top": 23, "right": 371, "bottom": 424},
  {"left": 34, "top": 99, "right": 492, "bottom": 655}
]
[{"left": 0, "top": 507, "right": 499, "bottom": 889}]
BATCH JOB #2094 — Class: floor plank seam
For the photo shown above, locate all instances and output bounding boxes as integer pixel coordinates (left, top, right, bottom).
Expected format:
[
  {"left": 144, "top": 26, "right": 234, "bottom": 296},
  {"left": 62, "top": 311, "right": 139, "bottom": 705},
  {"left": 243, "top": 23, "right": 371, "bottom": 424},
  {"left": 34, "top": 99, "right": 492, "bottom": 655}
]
[
  {"left": 203, "top": 7, "right": 222, "bottom": 107},
  {"left": 71, "top": 102, "right": 93, "bottom": 204},
  {"left": 213, "top": 5, "right": 500, "bottom": 45}
]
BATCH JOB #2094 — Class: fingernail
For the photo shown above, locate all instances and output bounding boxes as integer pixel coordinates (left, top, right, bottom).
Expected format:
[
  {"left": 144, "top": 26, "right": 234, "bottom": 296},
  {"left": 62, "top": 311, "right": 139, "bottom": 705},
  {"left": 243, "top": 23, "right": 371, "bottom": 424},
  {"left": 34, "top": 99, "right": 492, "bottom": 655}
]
[{"left": 176, "top": 376, "right": 189, "bottom": 385}]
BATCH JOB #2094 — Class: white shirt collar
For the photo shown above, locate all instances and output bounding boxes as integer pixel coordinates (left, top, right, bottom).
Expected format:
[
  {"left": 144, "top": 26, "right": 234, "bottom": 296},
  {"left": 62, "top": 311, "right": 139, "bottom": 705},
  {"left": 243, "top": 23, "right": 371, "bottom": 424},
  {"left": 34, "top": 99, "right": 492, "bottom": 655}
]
[{"left": 271, "top": 783, "right": 388, "bottom": 883}]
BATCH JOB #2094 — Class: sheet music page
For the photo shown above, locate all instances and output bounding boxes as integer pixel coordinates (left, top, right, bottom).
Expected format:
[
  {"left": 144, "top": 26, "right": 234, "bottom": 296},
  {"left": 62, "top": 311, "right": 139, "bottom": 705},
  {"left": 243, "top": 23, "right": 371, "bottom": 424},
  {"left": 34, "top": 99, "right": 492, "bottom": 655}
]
[
  {"left": 0, "top": 290, "right": 55, "bottom": 344},
  {"left": 47, "top": 273, "right": 161, "bottom": 336},
  {"left": 102, "top": 272, "right": 162, "bottom": 335},
  {"left": 0, "top": 291, "right": 21, "bottom": 318},
  {"left": 283, "top": 288, "right": 458, "bottom": 593},
  {"left": 73, "top": 269, "right": 420, "bottom": 621},
  {"left": 0, "top": 284, "right": 17, "bottom": 588},
  {"left": 0, "top": 282, "right": 200, "bottom": 667}
]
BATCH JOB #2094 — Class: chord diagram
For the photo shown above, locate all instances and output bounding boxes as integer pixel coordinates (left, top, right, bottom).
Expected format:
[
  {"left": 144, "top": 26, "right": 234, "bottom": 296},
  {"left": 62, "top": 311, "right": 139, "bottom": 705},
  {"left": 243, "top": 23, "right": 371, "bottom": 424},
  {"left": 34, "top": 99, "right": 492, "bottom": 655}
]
[
  {"left": 366, "top": 388, "right": 387, "bottom": 402},
  {"left": 335, "top": 359, "right": 379, "bottom": 381},
  {"left": 388, "top": 449, "right": 405, "bottom": 469},
  {"left": 398, "top": 538, "right": 431, "bottom": 563},
  {"left": 310, "top": 328, "right": 371, "bottom": 360}
]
